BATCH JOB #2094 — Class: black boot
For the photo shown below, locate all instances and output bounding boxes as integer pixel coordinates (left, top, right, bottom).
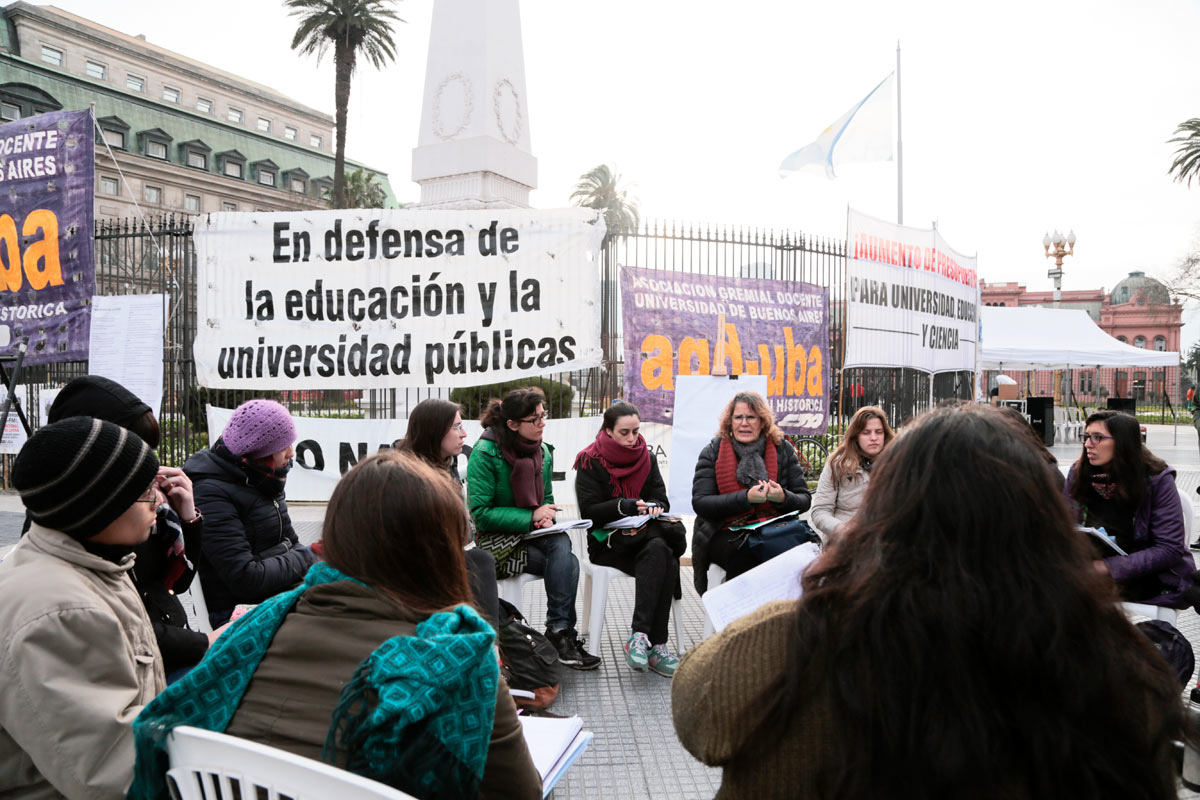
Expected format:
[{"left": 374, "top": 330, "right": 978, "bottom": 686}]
[{"left": 545, "top": 628, "right": 601, "bottom": 670}]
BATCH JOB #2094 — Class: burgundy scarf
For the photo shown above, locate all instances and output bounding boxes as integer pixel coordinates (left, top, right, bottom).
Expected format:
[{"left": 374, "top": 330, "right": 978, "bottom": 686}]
[
  {"left": 484, "top": 428, "right": 545, "bottom": 508},
  {"left": 715, "top": 437, "right": 779, "bottom": 523},
  {"left": 573, "top": 431, "right": 652, "bottom": 498}
]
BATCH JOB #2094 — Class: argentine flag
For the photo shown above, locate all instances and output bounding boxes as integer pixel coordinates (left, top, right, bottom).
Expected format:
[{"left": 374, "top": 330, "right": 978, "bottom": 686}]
[{"left": 779, "top": 73, "right": 895, "bottom": 178}]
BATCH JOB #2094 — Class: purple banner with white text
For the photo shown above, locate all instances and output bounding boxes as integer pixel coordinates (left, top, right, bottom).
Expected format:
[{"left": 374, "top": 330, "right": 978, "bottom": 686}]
[
  {"left": 0, "top": 109, "right": 94, "bottom": 364},
  {"left": 621, "top": 266, "right": 829, "bottom": 434}
]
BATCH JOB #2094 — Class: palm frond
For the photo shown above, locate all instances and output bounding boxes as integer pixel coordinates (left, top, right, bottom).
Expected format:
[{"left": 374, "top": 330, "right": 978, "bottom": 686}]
[{"left": 1168, "top": 118, "right": 1200, "bottom": 187}]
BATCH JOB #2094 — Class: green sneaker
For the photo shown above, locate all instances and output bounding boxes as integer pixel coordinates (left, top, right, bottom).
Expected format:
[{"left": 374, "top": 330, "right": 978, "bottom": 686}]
[
  {"left": 624, "top": 632, "right": 650, "bottom": 671},
  {"left": 648, "top": 643, "right": 678, "bottom": 678}
]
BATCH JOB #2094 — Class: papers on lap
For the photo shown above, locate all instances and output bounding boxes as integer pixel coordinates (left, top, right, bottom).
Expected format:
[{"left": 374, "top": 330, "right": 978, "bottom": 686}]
[
  {"left": 519, "top": 715, "right": 593, "bottom": 798},
  {"left": 1078, "top": 526, "right": 1128, "bottom": 557},
  {"left": 728, "top": 509, "right": 801, "bottom": 531},
  {"left": 606, "top": 514, "right": 681, "bottom": 530},
  {"left": 525, "top": 519, "right": 592, "bottom": 539},
  {"left": 702, "top": 542, "right": 821, "bottom": 632}
]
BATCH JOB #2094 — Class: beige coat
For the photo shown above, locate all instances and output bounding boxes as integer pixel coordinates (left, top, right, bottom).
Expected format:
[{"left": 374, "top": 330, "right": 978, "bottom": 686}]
[
  {"left": 0, "top": 525, "right": 165, "bottom": 800},
  {"left": 809, "top": 460, "right": 870, "bottom": 541}
]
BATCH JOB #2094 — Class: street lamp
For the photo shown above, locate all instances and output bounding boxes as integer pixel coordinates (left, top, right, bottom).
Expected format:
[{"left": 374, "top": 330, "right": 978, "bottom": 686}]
[{"left": 1042, "top": 229, "right": 1076, "bottom": 303}]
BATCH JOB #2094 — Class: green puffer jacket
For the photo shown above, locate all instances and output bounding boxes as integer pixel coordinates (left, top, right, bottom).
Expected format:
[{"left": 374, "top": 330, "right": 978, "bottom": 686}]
[{"left": 466, "top": 437, "right": 555, "bottom": 578}]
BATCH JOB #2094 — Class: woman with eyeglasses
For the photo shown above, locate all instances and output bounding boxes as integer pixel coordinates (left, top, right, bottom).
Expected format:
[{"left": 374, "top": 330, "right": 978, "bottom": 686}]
[
  {"left": 396, "top": 397, "right": 500, "bottom": 629},
  {"left": 1066, "top": 410, "right": 1195, "bottom": 607},
  {"left": 467, "top": 388, "right": 600, "bottom": 669},
  {"left": 810, "top": 405, "right": 894, "bottom": 545},
  {"left": 691, "top": 391, "right": 812, "bottom": 595}
]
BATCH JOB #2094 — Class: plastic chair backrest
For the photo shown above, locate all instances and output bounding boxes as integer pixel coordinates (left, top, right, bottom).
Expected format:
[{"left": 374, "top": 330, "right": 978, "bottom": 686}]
[
  {"left": 1180, "top": 487, "right": 1194, "bottom": 543},
  {"left": 165, "top": 725, "right": 418, "bottom": 800},
  {"left": 177, "top": 579, "right": 213, "bottom": 634}
]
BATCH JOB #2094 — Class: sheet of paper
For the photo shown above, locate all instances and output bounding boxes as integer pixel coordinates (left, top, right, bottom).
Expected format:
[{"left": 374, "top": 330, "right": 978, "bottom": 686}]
[
  {"left": 519, "top": 714, "right": 585, "bottom": 780},
  {"left": 0, "top": 388, "right": 28, "bottom": 454},
  {"left": 607, "top": 514, "right": 651, "bottom": 529},
  {"left": 541, "top": 729, "right": 592, "bottom": 797},
  {"left": 88, "top": 294, "right": 165, "bottom": 416},
  {"left": 525, "top": 519, "right": 592, "bottom": 539},
  {"left": 702, "top": 542, "right": 820, "bottom": 632}
]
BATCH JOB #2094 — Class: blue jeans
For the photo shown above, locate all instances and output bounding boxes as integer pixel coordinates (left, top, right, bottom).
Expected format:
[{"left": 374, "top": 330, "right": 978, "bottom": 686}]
[{"left": 523, "top": 532, "right": 579, "bottom": 633}]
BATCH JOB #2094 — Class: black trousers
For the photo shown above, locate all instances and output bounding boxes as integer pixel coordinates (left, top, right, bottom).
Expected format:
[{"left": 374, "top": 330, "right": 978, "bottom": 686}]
[
  {"left": 705, "top": 527, "right": 765, "bottom": 582},
  {"left": 589, "top": 534, "right": 678, "bottom": 645},
  {"left": 465, "top": 547, "right": 501, "bottom": 631}
]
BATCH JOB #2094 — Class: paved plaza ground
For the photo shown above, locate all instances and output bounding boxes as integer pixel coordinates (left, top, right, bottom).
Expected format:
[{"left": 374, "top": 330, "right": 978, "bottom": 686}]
[{"left": 2, "top": 422, "right": 1200, "bottom": 797}]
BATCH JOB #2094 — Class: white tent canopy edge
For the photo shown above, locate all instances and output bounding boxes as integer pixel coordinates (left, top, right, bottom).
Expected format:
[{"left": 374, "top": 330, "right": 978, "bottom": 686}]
[{"left": 980, "top": 307, "right": 1179, "bottom": 370}]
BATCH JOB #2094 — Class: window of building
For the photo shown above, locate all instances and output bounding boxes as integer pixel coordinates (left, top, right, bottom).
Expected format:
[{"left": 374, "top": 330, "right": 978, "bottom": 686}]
[
  {"left": 146, "top": 140, "right": 167, "bottom": 160},
  {"left": 186, "top": 150, "right": 207, "bottom": 169},
  {"left": 0, "top": 102, "right": 18, "bottom": 121},
  {"left": 228, "top": 107, "right": 243, "bottom": 124},
  {"left": 222, "top": 201, "right": 237, "bottom": 212},
  {"left": 257, "top": 117, "right": 271, "bottom": 133},
  {"left": 310, "top": 134, "right": 322, "bottom": 148},
  {"left": 100, "top": 176, "right": 118, "bottom": 195},
  {"left": 258, "top": 169, "right": 276, "bottom": 187},
  {"left": 1134, "top": 336, "right": 1146, "bottom": 349},
  {"left": 101, "top": 128, "right": 124, "bottom": 149},
  {"left": 319, "top": 183, "right": 331, "bottom": 200},
  {"left": 216, "top": 150, "right": 246, "bottom": 180},
  {"left": 1079, "top": 372, "right": 1094, "bottom": 393},
  {"left": 185, "top": 194, "right": 200, "bottom": 212},
  {"left": 1117, "top": 336, "right": 1127, "bottom": 344},
  {"left": 284, "top": 126, "right": 297, "bottom": 141},
  {"left": 85, "top": 61, "right": 106, "bottom": 80},
  {"left": 40, "top": 45, "right": 63, "bottom": 67},
  {"left": 144, "top": 185, "right": 163, "bottom": 204},
  {"left": 162, "top": 86, "right": 180, "bottom": 104},
  {"left": 224, "top": 160, "right": 243, "bottom": 178},
  {"left": 197, "top": 97, "right": 213, "bottom": 114},
  {"left": 1155, "top": 336, "right": 1167, "bottom": 352},
  {"left": 290, "top": 177, "right": 306, "bottom": 193},
  {"left": 1133, "top": 371, "right": 1147, "bottom": 401},
  {"left": 126, "top": 74, "right": 145, "bottom": 92}
]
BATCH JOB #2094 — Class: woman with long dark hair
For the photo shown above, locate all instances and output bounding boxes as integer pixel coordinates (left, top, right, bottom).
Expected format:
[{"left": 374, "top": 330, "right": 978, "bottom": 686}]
[
  {"left": 397, "top": 397, "right": 500, "bottom": 628},
  {"left": 690, "top": 391, "right": 812, "bottom": 594},
  {"left": 130, "top": 452, "right": 541, "bottom": 800},
  {"left": 810, "top": 405, "right": 893, "bottom": 544},
  {"left": 467, "top": 388, "right": 600, "bottom": 670},
  {"left": 575, "top": 401, "right": 683, "bottom": 677},
  {"left": 673, "top": 405, "right": 1182, "bottom": 799},
  {"left": 1067, "top": 409, "right": 1195, "bottom": 606}
]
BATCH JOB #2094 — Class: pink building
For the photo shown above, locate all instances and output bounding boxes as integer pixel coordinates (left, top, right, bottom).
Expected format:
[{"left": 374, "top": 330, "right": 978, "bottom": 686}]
[{"left": 981, "top": 272, "right": 1182, "bottom": 407}]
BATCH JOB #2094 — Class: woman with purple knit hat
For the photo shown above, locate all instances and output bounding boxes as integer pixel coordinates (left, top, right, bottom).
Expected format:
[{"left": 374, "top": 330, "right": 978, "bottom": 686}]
[{"left": 183, "top": 399, "right": 316, "bottom": 626}]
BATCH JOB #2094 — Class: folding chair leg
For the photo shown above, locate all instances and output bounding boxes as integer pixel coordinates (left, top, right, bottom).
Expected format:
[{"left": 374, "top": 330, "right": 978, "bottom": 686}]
[
  {"left": 580, "top": 572, "right": 594, "bottom": 638},
  {"left": 586, "top": 570, "right": 610, "bottom": 648},
  {"left": 671, "top": 598, "right": 685, "bottom": 652}
]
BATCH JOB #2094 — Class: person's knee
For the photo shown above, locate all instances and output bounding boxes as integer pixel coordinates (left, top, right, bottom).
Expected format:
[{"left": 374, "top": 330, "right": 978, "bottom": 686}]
[{"left": 465, "top": 548, "right": 495, "bottom": 571}]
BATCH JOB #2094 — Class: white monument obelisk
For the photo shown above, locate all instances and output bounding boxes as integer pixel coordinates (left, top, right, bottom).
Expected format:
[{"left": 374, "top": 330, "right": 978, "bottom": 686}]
[{"left": 411, "top": 0, "right": 537, "bottom": 209}]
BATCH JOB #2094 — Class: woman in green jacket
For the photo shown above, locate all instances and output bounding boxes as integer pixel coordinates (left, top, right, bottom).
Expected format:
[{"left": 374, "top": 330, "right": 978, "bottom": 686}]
[{"left": 467, "top": 388, "right": 600, "bottom": 670}]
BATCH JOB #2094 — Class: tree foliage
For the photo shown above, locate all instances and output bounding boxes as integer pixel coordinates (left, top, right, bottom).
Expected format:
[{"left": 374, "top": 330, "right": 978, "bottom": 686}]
[
  {"left": 333, "top": 167, "right": 388, "bottom": 208},
  {"left": 285, "top": 0, "right": 402, "bottom": 208},
  {"left": 1168, "top": 118, "right": 1200, "bottom": 187},
  {"left": 570, "top": 164, "right": 640, "bottom": 234}
]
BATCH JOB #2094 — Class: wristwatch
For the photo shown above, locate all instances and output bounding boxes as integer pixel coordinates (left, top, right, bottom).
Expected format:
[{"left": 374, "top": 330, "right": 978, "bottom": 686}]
[{"left": 184, "top": 508, "right": 203, "bottom": 525}]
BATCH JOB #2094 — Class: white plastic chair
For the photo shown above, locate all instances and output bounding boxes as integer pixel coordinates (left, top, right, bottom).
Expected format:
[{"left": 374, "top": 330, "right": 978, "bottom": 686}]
[
  {"left": 1120, "top": 488, "right": 1194, "bottom": 626},
  {"left": 700, "top": 564, "right": 728, "bottom": 638},
  {"left": 573, "top": 529, "right": 686, "bottom": 651},
  {"left": 165, "top": 725, "right": 417, "bottom": 799},
  {"left": 177, "top": 578, "right": 214, "bottom": 634},
  {"left": 497, "top": 573, "right": 544, "bottom": 617}
]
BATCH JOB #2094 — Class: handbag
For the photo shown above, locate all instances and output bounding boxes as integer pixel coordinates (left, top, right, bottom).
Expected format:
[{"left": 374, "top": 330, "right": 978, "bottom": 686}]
[
  {"left": 742, "top": 517, "right": 819, "bottom": 561},
  {"left": 496, "top": 599, "right": 560, "bottom": 711}
]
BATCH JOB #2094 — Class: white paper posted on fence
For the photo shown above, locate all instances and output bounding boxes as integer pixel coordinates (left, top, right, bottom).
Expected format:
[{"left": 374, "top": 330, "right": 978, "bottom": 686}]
[
  {"left": 88, "top": 294, "right": 165, "bottom": 415},
  {"left": 702, "top": 542, "right": 820, "bottom": 632},
  {"left": 193, "top": 208, "right": 606, "bottom": 389}
]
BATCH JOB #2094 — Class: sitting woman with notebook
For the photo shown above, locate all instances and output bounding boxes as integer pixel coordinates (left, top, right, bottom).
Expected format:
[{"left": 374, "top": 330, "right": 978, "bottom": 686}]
[
  {"left": 673, "top": 404, "right": 1183, "bottom": 799},
  {"left": 575, "top": 401, "right": 683, "bottom": 677},
  {"left": 129, "top": 451, "right": 541, "bottom": 800}
]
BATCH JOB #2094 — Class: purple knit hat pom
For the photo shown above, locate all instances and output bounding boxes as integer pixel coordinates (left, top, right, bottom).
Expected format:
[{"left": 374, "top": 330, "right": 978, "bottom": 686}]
[{"left": 222, "top": 399, "right": 296, "bottom": 459}]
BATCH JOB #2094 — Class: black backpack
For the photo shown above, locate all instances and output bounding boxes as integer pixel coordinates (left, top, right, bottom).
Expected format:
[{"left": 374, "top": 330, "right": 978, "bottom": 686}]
[
  {"left": 496, "top": 599, "right": 560, "bottom": 711},
  {"left": 1136, "top": 619, "right": 1195, "bottom": 688}
]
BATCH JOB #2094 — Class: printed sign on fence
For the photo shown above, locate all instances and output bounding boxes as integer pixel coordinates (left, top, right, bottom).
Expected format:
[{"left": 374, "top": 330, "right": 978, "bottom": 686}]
[
  {"left": 0, "top": 110, "right": 95, "bottom": 364},
  {"left": 844, "top": 208, "right": 979, "bottom": 373},
  {"left": 620, "top": 266, "right": 829, "bottom": 434},
  {"left": 194, "top": 208, "right": 606, "bottom": 389}
]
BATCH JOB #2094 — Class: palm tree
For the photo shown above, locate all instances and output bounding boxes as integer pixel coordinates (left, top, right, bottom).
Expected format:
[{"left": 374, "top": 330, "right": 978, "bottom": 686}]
[
  {"left": 570, "top": 164, "right": 640, "bottom": 234},
  {"left": 1168, "top": 118, "right": 1200, "bottom": 187},
  {"left": 335, "top": 167, "right": 388, "bottom": 208},
  {"left": 285, "top": 0, "right": 402, "bottom": 209}
]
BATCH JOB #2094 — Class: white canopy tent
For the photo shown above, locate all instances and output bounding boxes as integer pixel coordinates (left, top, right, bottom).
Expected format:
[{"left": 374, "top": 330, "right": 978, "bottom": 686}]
[{"left": 981, "top": 307, "right": 1179, "bottom": 370}]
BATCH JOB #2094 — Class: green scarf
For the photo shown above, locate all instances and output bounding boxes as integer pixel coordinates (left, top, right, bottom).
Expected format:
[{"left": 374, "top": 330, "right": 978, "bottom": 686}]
[{"left": 127, "top": 562, "right": 498, "bottom": 800}]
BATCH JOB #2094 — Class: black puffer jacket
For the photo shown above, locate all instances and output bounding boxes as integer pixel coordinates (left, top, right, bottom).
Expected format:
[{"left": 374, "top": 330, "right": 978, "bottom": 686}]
[
  {"left": 131, "top": 512, "right": 210, "bottom": 673},
  {"left": 690, "top": 436, "right": 811, "bottom": 594},
  {"left": 183, "top": 448, "right": 315, "bottom": 624}
]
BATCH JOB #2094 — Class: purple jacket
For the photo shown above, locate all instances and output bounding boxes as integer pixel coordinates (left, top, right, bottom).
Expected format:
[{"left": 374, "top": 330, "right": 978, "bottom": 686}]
[{"left": 1067, "top": 466, "right": 1196, "bottom": 607}]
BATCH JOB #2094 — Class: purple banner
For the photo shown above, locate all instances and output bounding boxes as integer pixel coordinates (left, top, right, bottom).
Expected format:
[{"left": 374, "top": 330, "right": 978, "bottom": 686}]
[
  {"left": 0, "top": 110, "right": 94, "bottom": 365},
  {"left": 621, "top": 266, "right": 829, "bottom": 434}
]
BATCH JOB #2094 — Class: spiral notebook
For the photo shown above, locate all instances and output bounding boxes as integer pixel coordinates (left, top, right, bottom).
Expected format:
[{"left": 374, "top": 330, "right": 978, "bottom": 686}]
[{"left": 519, "top": 714, "right": 593, "bottom": 797}]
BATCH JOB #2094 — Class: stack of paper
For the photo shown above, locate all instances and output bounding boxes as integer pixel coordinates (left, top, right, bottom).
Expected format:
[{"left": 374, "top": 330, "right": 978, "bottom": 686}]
[
  {"left": 525, "top": 519, "right": 592, "bottom": 540},
  {"left": 701, "top": 542, "right": 820, "bottom": 632},
  {"left": 519, "top": 715, "right": 593, "bottom": 797}
]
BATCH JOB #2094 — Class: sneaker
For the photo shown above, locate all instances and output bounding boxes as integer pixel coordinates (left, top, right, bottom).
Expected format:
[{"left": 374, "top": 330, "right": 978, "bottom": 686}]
[
  {"left": 648, "top": 643, "right": 679, "bottom": 678},
  {"left": 546, "top": 628, "right": 601, "bottom": 671},
  {"left": 624, "top": 632, "right": 650, "bottom": 671}
]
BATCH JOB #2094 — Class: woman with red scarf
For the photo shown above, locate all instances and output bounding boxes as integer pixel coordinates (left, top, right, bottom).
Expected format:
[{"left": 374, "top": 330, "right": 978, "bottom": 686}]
[
  {"left": 575, "top": 402, "right": 683, "bottom": 677},
  {"left": 690, "top": 391, "right": 812, "bottom": 595}
]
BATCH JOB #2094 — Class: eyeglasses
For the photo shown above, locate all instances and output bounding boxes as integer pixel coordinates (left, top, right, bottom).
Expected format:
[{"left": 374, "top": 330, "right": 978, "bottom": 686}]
[
  {"left": 1079, "top": 432, "right": 1114, "bottom": 445},
  {"left": 134, "top": 486, "right": 158, "bottom": 505},
  {"left": 732, "top": 414, "right": 759, "bottom": 423},
  {"left": 519, "top": 412, "right": 550, "bottom": 425},
  {"left": 450, "top": 423, "right": 464, "bottom": 432}
]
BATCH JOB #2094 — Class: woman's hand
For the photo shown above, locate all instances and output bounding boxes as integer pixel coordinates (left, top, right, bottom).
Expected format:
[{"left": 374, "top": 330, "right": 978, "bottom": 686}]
[
  {"left": 157, "top": 467, "right": 197, "bottom": 522},
  {"left": 635, "top": 500, "right": 663, "bottom": 518},
  {"left": 747, "top": 482, "right": 769, "bottom": 504},
  {"left": 207, "top": 621, "right": 233, "bottom": 646},
  {"left": 1093, "top": 559, "right": 1110, "bottom": 576},
  {"left": 532, "top": 504, "right": 559, "bottom": 529},
  {"left": 764, "top": 480, "right": 785, "bottom": 503}
]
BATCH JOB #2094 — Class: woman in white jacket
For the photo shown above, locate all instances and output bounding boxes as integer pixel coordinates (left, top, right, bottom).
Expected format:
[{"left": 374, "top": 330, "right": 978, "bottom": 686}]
[{"left": 811, "top": 406, "right": 894, "bottom": 544}]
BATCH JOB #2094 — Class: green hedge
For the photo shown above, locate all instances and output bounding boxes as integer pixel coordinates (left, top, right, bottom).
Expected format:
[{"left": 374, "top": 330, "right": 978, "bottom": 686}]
[{"left": 450, "top": 378, "right": 575, "bottom": 422}]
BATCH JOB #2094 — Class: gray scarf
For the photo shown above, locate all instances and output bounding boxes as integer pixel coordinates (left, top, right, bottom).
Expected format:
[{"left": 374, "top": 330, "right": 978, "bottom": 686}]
[{"left": 732, "top": 437, "right": 769, "bottom": 486}]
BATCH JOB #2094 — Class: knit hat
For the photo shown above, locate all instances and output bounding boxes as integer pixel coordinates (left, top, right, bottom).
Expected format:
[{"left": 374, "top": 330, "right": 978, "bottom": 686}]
[
  {"left": 13, "top": 417, "right": 160, "bottom": 541},
  {"left": 49, "top": 375, "right": 151, "bottom": 429},
  {"left": 222, "top": 399, "right": 296, "bottom": 459}
]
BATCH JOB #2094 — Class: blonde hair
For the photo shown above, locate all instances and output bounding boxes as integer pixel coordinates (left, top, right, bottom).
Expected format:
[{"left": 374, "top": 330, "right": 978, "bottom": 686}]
[
  {"left": 829, "top": 406, "right": 894, "bottom": 481},
  {"left": 716, "top": 391, "right": 783, "bottom": 445}
]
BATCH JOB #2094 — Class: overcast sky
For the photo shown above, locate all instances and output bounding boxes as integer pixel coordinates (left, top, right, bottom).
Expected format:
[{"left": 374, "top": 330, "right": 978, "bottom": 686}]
[{"left": 41, "top": 0, "right": 1200, "bottom": 346}]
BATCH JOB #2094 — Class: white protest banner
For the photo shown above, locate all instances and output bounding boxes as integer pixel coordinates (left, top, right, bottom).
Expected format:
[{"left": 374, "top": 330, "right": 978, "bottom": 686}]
[
  {"left": 206, "top": 407, "right": 670, "bottom": 505},
  {"left": 194, "top": 208, "right": 606, "bottom": 389},
  {"left": 844, "top": 208, "right": 979, "bottom": 372}
]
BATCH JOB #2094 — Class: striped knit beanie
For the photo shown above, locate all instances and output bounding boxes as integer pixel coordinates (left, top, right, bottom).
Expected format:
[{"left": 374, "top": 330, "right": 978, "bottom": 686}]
[{"left": 13, "top": 417, "right": 160, "bottom": 541}]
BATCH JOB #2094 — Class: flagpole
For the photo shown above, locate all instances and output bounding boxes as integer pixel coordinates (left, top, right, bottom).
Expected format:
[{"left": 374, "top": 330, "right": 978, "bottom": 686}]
[{"left": 896, "top": 40, "right": 903, "bottom": 225}]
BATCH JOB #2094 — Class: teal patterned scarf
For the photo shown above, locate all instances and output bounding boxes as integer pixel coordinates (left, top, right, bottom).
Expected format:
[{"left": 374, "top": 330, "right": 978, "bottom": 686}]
[{"left": 127, "top": 562, "right": 498, "bottom": 800}]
